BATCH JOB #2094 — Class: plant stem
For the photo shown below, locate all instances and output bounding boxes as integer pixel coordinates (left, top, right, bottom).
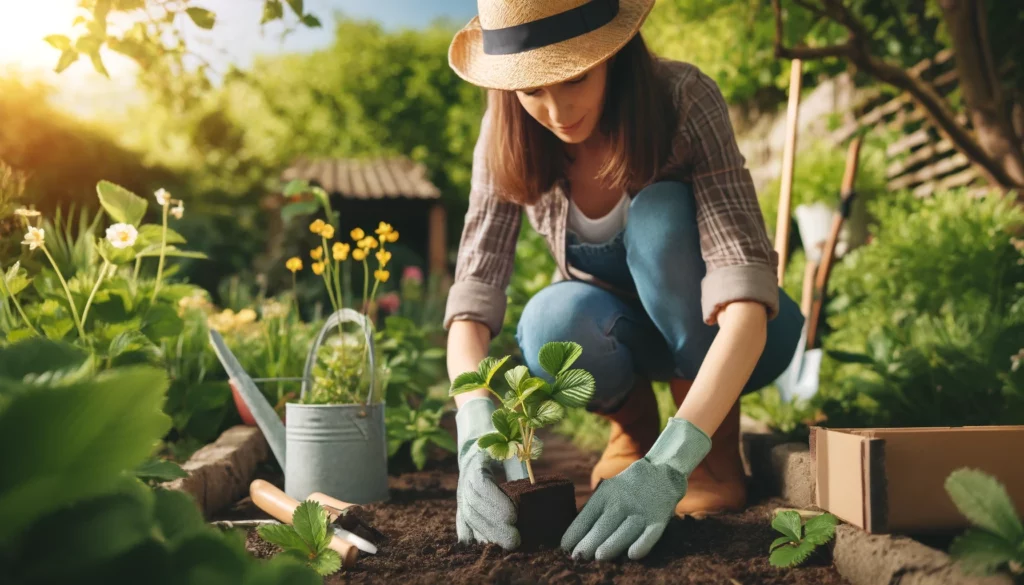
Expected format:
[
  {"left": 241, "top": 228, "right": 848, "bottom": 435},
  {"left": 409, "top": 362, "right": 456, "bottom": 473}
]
[
  {"left": 41, "top": 245, "right": 86, "bottom": 339},
  {"left": 291, "top": 272, "right": 299, "bottom": 317},
  {"left": 0, "top": 272, "right": 39, "bottom": 336},
  {"left": 151, "top": 203, "right": 170, "bottom": 303},
  {"left": 520, "top": 421, "right": 536, "bottom": 484},
  {"left": 80, "top": 259, "right": 110, "bottom": 328},
  {"left": 361, "top": 258, "right": 369, "bottom": 314},
  {"left": 132, "top": 256, "right": 142, "bottom": 286}
]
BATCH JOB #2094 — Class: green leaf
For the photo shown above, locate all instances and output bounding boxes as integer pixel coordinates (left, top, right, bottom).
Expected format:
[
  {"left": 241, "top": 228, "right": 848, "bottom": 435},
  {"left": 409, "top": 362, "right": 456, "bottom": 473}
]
[
  {"left": 152, "top": 488, "right": 207, "bottom": 544},
  {"left": 99, "top": 237, "right": 138, "bottom": 265},
  {"left": 504, "top": 365, "right": 530, "bottom": 395},
  {"left": 258, "top": 523, "right": 310, "bottom": 554},
  {"left": 137, "top": 224, "right": 187, "bottom": 246},
  {"left": 449, "top": 371, "right": 484, "bottom": 396},
  {"left": 826, "top": 350, "right": 875, "bottom": 365},
  {"left": 185, "top": 7, "right": 216, "bottom": 29},
  {"left": 141, "top": 304, "right": 184, "bottom": 341},
  {"left": 769, "top": 539, "right": 816, "bottom": 567},
  {"left": 261, "top": 0, "right": 284, "bottom": 24},
  {"left": 309, "top": 548, "right": 342, "bottom": 576},
  {"left": 484, "top": 440, "right": 516, "bottom": 461},
  {"left": 3, "top": 261, "right": 30, "bottom": 297},
  {"left": 134, "top": 458, "right": 187, "bottom": 482},
  {"left": 429, "top": 432, "right": 456, "bottom": 453},
  {"left": 97, "top": 181, "right": 147, "bottom": 226},
  {"left": 803, "top": 513, "right": 838, "bottom": 545},
  {"left": 89, "top": 51, "right": 109, "bottom": 77},
  {"left": 477, "top": 355, "right": 509, "bottom": 386},
  {"left": 411, "top": 436, "right": 429, "bottom": 470},
  {"left": 0, "top": 336, "right": 90, "bottom": 381},
  {"left": 770, "top": 535, "right": 794, "bottom": 552},
  {"left": 477, "top": 431, "right": 509, "bottom": 450},
  {"left": 945, "top": 468, "right": 1024, "bottom": 543},
  {"left": 519, "top": 379, "right": 549, "bottom": 404},
  {"left": 0, "top": 361, "right": 171, "bottom": 546},
  {"left": 300, "top": 13, "right": 321, "bottom": 27},
  {"left": 55, "top": 48, "right": 79, "bottom": 73},
  {"left": 551, "top": 369, "right": 595, "bottom": 408},
  {"left": 529, "top": 400, "right": 565, "bottom": 427},
  {"left": 281, "top": 201, "right": 320, "bottom": 223},
  {"left": 528, "top": 435, "right": 543, "bottom": 459},
  {"left": 538, "top": 341, "right": 582, "bottom": 377},
  {"left": 491, "top": 409, "right": 513, "bottom": 439},
  {"left": 285, "top": 0, "right": 303, "bottom": 16},
  {"left": 292, "top": 500, "right": 329, "bottom": 551},
  {"left": 44, "top": 35, "right": 72, "bottom": 50},
  {"left": 771, "top": 510, "right": 803, "bottom": 542},
  {"left": 948, "top": 528, "right": 1019, "bottom": 575},
  {"left": 283, "top": 179, "right": 311, "bottom": 197}
]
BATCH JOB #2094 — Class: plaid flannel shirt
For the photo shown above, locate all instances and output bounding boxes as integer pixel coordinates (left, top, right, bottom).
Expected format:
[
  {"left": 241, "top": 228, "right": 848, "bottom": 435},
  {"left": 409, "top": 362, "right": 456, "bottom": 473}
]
[{"left": 443, "top": 58, "right": 780, "bottom": 338}]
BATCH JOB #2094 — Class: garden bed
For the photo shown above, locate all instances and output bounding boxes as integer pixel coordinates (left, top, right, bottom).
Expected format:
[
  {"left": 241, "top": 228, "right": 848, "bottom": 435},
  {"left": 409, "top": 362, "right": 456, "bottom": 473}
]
[{"left": 220, "top": 432, "right": 847, "bottom": 584}]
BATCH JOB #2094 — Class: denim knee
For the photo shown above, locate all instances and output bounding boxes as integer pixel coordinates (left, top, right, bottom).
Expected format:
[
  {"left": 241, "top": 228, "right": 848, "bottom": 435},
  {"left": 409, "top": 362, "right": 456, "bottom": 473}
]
[{"left": 516, "top": 282, "right": 636, "bottom": 413}]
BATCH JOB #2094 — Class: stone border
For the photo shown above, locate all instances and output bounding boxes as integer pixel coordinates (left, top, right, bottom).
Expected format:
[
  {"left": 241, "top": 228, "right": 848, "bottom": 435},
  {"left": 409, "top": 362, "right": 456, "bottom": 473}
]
[
  {"left": 740, "top": 429, "right": 1014, "bottom": 585},
  {"left": 162, "top": 425, "right": 270, "bottom": 518}
]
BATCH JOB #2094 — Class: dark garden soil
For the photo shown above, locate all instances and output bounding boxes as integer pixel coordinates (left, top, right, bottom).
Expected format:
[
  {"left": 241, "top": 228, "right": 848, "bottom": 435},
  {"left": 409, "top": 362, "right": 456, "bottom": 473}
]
[{"left": 224, "top": 432, "right": 849, "bottom": 585}]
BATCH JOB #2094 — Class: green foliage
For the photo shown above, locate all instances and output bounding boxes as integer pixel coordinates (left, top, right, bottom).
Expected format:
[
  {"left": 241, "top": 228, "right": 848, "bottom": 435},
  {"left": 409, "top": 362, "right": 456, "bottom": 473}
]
[
  {"left": 945, "top": 468, "right": 1024, "bottom": 578},
  {"left": 817, "top": 190, "right": 1024, "bottom": 428},
  {"left": 0, "top": 337, "right": 321, "bottom": 584},
  {"left": 450, "top": 341, "right": 596, "bottom": 482},
  {"left": 385, "top": 399, "right": 457, "bottom": 471},
  {"left": 374, "top": 315, "right": 447, "bottom": 407},
  {"left": 769, "top": 510, "right": 838, "bottom": 568},
  {"left": 257, "top": 500, "right": 342, "bottom": 577},
  {"left": 740, "top": 386, "right": 818, "bottom": 441}
]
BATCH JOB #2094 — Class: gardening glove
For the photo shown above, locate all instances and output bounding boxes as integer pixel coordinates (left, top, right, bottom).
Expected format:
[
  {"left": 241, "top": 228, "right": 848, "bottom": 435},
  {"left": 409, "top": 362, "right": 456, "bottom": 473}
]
[
  {"left": 455, "top": 396, "right": 529, "bottom": 549},
  {"left": 561, "top": 417, "right": 711, "bottom": 561}
]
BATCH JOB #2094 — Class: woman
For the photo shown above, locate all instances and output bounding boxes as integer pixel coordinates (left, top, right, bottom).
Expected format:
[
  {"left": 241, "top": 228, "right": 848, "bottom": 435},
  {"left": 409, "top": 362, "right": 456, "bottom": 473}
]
[{"left": 444, "top": 0, "right": 804, "bottom": 562}]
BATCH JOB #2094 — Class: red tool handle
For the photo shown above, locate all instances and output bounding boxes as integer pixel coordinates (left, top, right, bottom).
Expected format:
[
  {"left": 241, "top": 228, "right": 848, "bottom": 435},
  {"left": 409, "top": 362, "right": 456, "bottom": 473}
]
[{"left": 249, "top": 480, "right": 358, "bottom": 567}]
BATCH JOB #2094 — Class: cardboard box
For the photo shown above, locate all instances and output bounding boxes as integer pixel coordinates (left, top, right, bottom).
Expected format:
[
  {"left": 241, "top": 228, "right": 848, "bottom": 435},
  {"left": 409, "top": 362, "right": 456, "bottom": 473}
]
[{"left": 810, "top": 425, "right": 1024, "bottom": 534}]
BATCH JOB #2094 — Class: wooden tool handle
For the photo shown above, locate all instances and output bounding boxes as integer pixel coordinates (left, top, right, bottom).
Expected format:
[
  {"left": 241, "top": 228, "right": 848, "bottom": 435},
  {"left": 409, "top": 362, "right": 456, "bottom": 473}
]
[
  {"left": 774, "top": 58, "right": 804, "bottom": 287},
  {"left": 307, "top": 492, "right": 358, "bottom": 517},
  {"left": 249, "top": 480, "right": 358, "bottom": 567}
]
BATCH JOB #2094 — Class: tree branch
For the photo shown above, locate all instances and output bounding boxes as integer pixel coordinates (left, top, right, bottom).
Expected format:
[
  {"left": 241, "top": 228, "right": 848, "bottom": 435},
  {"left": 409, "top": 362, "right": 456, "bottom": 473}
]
[{"left": 772, "top": 0, "right": 853, "bottom": 60}]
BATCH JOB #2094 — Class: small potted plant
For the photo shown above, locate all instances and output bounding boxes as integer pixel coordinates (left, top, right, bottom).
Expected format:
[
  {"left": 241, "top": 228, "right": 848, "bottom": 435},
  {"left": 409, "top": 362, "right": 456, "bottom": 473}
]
[{"left": 449, "top": 341, "right": 596, "bottom": 550}]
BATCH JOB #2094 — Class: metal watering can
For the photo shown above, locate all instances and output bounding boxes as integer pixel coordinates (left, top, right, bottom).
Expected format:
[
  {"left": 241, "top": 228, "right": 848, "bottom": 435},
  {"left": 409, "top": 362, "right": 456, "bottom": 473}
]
[{"left": 208, "top": 308, "right": 390, "bottom": 504}]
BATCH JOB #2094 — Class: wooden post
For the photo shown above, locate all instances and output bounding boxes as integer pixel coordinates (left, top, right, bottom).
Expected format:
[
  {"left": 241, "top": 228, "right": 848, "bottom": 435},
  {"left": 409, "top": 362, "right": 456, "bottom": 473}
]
[
  {"left": 775, "top": 59, "right": 803, "bottom": 287},
  {"left": 428, "top": 203, "right": 447, "bottom": 278}
]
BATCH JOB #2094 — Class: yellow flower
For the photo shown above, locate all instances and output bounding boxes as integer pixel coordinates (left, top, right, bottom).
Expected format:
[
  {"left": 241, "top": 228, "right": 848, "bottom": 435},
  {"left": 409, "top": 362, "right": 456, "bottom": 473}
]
[
  {"left": 333, "top": 242, "right": 350, "bottom": 261},
  {"left": 312, "top": 262, "right": 325, "bottom": 275},
  {"left": 352, "top": 248, "right": 367, "bottom": 261},
  {"left": 375, "top": 250, "right": 392, "bottom": 266},
  {"left": 358, "top": 236, "right": 378, "bottom": 250},
  {"left": 310, "top": 246, "right": 324, "bottom": 260},
  {"left": 350, "top": 227, "right": 365, "bottom": 241},
  {"left": 386, "top": 230, "right": 399, "bottom": 243},
  {"left": 286, "top": 257, "right": 303, "bottom": 272},
  {"left": 375, "top": 221, "right": 394, "bottom": 237},
  {"left": 374, "top": 269, "right": 390, "bottom": 283},
  {"left": 320, "top": 224, "right": 335, "bottom": 239},
  {"left": 236, "top": 308, "right": 257, "bottom": 325},
  {"left": 310, "top": 219, "right": 326, "bottom": 235}
]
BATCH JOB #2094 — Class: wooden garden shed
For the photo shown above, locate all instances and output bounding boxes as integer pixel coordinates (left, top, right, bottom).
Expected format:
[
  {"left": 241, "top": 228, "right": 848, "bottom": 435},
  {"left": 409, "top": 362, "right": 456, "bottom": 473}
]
[{"left": 266, "top": 155, "right": 448, "bottom": 281}]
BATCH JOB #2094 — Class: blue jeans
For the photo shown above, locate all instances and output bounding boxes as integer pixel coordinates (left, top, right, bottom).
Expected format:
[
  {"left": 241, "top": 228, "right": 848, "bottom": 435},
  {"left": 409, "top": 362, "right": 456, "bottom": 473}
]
[{"left": 515, "top": 181, "right": 805, "bottom": 414}]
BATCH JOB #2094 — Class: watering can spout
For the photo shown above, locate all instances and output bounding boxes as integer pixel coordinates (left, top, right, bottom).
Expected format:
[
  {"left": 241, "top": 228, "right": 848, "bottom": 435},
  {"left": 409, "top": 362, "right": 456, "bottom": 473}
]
[{"left": 208, "top": 330, "right": 287, "bottom": 469}]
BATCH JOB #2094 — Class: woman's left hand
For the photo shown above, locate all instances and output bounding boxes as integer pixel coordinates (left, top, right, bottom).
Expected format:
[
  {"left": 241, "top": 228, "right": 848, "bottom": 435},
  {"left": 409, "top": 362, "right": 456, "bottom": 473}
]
[{"left": 560, "top": 418, "right": 712, "bottom": 561}]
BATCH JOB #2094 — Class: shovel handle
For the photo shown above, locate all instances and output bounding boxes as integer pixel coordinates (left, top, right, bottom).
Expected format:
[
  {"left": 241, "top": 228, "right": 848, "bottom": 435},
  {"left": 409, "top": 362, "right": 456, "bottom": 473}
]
[
  {"left": 249, "top": 480, "right": 358, "bottom": 567},
  {"left": 307, "top": 492, "right": 359, "bottom": 517}
]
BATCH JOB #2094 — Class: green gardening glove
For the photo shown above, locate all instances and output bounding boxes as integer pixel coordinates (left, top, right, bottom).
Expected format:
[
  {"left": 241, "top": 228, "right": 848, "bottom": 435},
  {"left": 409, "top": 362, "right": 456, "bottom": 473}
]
[
  {"left": 455, "top": 396, "right": 529, "bottom": 549},
  {"left": 561, "top": 417, "right": 712, "bottom": 561}
]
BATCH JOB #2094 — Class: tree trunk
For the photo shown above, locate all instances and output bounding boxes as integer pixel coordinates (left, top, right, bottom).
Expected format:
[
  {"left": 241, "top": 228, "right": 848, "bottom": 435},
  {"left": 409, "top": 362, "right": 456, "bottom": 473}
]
[{"left": 938, "top": 0, "right": 1024, "bottom": 189}]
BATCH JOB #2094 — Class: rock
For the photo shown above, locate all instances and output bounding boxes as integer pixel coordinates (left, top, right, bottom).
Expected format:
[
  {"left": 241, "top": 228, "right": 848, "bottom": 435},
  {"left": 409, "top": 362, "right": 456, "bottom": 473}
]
[
  {"left": 162, "top": 425, "right": 270, "bottom": 518},
  {"left": 771, "top": 442, "right": 815, "bottom": 508}
]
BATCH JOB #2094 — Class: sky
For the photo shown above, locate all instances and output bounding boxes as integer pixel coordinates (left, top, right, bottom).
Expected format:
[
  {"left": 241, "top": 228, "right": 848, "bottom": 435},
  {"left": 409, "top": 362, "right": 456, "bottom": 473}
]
[{"left": 0, "top": 0, "right": 478, "bottom": 116}]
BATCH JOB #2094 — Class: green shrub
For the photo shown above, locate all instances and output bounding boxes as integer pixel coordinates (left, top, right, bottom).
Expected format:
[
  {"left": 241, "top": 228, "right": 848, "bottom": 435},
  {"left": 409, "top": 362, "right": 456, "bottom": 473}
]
[{"left": 817, "top": 189, "right": 1024, "bottom": 427}]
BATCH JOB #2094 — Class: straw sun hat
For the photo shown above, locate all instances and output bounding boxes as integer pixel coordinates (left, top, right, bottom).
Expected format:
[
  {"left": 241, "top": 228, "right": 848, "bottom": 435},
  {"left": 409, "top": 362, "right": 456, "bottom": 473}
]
[{"left": 449, "top": 0, "right": 656, "bottom": 91}]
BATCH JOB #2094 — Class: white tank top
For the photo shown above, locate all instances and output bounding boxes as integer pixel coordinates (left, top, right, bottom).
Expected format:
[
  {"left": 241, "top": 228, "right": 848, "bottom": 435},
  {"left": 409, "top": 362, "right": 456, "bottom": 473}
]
[{"left": 567, "top": 193, "right": 629, "bottom": 244}]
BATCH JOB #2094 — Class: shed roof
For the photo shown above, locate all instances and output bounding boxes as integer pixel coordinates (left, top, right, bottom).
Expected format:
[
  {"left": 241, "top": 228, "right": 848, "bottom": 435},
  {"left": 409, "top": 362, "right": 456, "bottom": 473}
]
[{"left": 280, "top": 156, "right": 441, "bottom": 200}]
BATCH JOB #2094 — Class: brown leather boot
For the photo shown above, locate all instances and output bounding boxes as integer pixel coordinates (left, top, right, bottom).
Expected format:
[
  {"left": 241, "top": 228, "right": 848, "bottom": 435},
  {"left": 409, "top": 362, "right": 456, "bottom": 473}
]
[
  {"left": 589, "top": 377, "right": 661, "bottom": 491},
  {"left": 670, "top": 379, "right": 747, "bottom": 518}
]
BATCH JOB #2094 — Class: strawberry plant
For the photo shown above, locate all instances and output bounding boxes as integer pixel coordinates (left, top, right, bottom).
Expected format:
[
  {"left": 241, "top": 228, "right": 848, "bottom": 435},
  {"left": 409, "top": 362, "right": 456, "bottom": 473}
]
[
  {"left": 769, "top": 510, "right": 838, "bottom": 567},
  {"left": 257, "top": 500, "right": 344, "bottom": 577},
  {"left": 945, "top": 467, "right": 1024, "bottom": 578},
  {"left": 448, "top": 341, "right": 595, "bottom": 484}
]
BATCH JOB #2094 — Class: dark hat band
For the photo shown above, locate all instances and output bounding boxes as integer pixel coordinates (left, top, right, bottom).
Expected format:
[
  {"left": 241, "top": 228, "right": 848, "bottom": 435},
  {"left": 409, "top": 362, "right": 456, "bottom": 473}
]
[{"left": 481, "top": 0, "right": 620, "bottom": 56}]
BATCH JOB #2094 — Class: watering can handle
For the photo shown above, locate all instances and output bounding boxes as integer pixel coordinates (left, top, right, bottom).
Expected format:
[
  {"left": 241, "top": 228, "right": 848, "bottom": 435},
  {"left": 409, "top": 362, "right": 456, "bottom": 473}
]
[{"left": 301, "top": 308, "right": 377, "bottom": 406}]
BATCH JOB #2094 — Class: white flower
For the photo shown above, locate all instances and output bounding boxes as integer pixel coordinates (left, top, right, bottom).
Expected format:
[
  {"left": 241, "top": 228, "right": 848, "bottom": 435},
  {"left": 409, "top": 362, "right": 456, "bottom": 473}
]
[
  {"left": 105, "top": 223, "right": 138, "bottom": 249},
  {"left": 21, "top": 227, "right": 45, "bottom": 250},
  {"left": 261, "top": 300, "right": 288, "bottom": 320},
  {"left": 155, "top": 188, "right": 171, "bottom": 206},
  {"left": 14, "top": 207, "right": 40, "bottom": 218},
  {"left": 170, "top": 201, "right": 184, "bottom": 219}
]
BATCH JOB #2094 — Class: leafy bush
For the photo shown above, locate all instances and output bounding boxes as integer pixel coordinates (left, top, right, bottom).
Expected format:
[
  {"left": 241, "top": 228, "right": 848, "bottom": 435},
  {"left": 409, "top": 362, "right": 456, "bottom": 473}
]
[
  {"left": 945, "top": 467, "right": 1024, "bottom": 578},
  {"left": 818, "top": 189, "right": 1024, "bottom": 427},
  {"left": 0, "top": 337, "right": 319, "bottom": 585}
]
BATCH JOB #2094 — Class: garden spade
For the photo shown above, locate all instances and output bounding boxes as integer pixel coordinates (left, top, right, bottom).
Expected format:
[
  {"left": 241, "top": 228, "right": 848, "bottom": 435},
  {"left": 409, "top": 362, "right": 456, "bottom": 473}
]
[
  {"left": 308, "top": 491, "right": 388, "bottom": 545},
  {"left": 776, "top": 136, "right": 863, "bottom": 402}
]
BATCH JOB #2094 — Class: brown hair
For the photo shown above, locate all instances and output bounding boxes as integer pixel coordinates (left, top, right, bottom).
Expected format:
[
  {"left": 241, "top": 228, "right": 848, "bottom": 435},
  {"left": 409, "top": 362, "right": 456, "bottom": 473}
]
[{"left": 483, "top": 34, "right": 677, "bottom": 205}]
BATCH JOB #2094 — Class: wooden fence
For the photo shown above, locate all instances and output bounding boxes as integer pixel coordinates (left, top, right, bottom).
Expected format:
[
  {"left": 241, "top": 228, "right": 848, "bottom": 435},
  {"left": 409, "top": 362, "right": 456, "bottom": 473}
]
[{"left": 829, "top": 49, "right": 986, "bottom": 197}]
